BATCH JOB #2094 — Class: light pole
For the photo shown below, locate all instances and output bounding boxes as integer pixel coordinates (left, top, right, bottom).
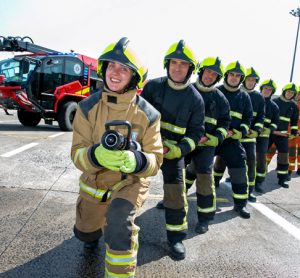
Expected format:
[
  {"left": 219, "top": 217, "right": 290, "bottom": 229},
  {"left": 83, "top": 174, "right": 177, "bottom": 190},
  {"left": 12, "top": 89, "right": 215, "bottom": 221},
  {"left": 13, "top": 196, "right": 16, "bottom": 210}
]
[{"left": 289, "top": 8, "right": 300, "bottom": 82}]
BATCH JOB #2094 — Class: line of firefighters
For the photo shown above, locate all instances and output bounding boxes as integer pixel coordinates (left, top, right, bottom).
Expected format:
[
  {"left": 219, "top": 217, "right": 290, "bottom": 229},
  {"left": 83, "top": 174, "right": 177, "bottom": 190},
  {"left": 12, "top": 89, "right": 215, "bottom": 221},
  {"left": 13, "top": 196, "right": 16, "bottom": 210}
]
[{"left": 71, "top": 38, "right": 300, "bottom": 277}]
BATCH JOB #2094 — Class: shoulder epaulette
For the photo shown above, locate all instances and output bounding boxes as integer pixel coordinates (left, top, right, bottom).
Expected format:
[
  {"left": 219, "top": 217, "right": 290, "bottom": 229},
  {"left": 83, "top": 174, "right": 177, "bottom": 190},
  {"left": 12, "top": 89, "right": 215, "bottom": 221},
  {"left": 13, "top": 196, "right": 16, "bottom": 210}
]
[{"left": 79, "top": 90, "right": 103, "bottom": 119}]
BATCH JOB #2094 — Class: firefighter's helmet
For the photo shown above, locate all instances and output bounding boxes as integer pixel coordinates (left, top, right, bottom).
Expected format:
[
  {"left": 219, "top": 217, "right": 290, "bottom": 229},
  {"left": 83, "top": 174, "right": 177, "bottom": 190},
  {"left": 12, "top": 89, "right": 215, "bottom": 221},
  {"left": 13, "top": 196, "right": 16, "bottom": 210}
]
[
  {"left": 245, "top": 67, "right": 260, "bottom": 82},
  {"left": 197, "top": 56, "right": 224, "bottom": 85},
  {"left": 282, "top": 83, "right": 297, "bottom": 99},
  {"left": 97, "top": 37, "right": 147, "bottom": 89},
  {"left": 224, "top": 61, "right": 245, "bottom": 88},
  {"left": 164, "top": 40, "right": 197, "bottom": 83},
  {"left": 259, "top": 79, "right": 277, "bottom": 95}
]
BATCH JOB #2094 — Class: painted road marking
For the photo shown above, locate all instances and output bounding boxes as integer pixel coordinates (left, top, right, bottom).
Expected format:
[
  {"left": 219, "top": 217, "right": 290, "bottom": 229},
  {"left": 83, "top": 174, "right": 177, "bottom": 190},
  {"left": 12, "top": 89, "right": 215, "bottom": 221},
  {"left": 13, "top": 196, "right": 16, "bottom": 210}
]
[
  {"left": 250, "top": 202, "right": 300, "bottom": 241},
  {"left": 0, "top": 142, "right": 39, "bottom": 158},
  {"left": 222, "top": 181, "right": 300, "bottom": 241},
  {"left": 48, "top": 132, "right": 65, "bottom": 138}
]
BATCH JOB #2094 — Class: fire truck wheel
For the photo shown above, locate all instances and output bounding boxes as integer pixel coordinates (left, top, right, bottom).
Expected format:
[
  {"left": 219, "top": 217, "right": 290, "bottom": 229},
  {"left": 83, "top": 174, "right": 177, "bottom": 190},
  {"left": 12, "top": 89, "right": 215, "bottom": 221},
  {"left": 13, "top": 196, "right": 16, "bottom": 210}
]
[
  {"left": 58, "top": 101, "right": 78, "bottom": 131},
  {"left": 17, "top": 110, "right": 41, "bottom": 127}
]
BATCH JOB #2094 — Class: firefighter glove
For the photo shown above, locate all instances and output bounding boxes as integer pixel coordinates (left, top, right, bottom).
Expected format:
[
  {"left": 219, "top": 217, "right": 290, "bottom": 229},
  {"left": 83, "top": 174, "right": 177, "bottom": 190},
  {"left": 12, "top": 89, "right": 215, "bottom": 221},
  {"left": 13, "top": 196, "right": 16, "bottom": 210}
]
[
  {"left": 231, "top": 129, "right": 242, "bottom": 140},
  {"left": 120, "top": 150, "right": 137, "bottom": 173},
  {"left": 261, "top": 127, "right": 271, "bottom": 136},
  {"left": 247, "top": 130, "right": 258, "bottom": 138},
  {"left": 94, "top": 145, "right": 125, "bottom": 172},
  {"left": 163, "top": 140, "right": 182, "bottom": 159},
  {"left": 203, "top": 133, "right": 219, "bottom": 147}
]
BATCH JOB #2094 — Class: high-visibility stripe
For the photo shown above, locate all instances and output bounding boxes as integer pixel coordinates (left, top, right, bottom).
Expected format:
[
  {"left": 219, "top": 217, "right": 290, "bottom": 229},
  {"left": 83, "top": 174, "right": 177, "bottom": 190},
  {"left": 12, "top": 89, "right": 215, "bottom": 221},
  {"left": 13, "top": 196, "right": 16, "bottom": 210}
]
[
  {"left": 197, "top": 205, "right": 216, "bottom": 213},
  {"left": 289, "top": 163, "right": 296, "bottom": 166},
  {"left": 279, "top": 116, "right": 290, "bottom": 122},
  {"left": 216, "top": 127, "right": 228, "bottom": 137},
  {"left": 213, "top": 171, "right": 223, "bottom": 177},
  {"left": 105, "top": 270, "right": 135, "bottom": 278},
  {"left": 277, "top": 170, "right": 289, "bottom": 175},
  {"left": 255, "top": 122, "right": 264, "bottom": 129},
  {"left": 249, "top": 181, "right": 255, "bottom": 186},
  {"left": 161, "top": 121, "right": 186, "bottom": 135},
  {"left": 205, "top": 116, "right": 217, "bottom": 125},
  {"left": 240, "top": 124, "right": 249, "bottom": 132},
  {"left": 253, "top": 112, "right": 257, "bottom": 117},
  {"left": 232, "top": 193, "right": 248, "bottom": 199},
  {"left": 256, "top": 172, "right": 266, "bottom": 177},
  {"left": 259, "top": 134, "right": 269, "bottom": 138},
  {"left": 280, "top": 131, "right": 288, "bottom": 134},
  {"left": 166, "top": 222, "right": 188, "bottom": 231},
  {"left": 74, "top": 148, "right": 88, "bottom": 170},
  {"left": 230, "top": 111, "right": 242, "bottom": 119},
  {"left": 291, "top": 126, "right": 298, "bottom": 130},
  {"left": 270, "top": 123, "right": 277, "bottom": 129},
  {"left": 182, "top": 137, "right": 196, "bottom": 151},
  {"left": 185, "top": 178, "right": 194, "bottom": 185},
  {"left": 79, "top": 180, "right": 111, "bottom": 200},
  {"left": 105, "top": 251, "right": 137, "bottom": 266},
  {"left": 264, "top": 118, "right": 271, "bottom": 123},
  {"left": 240, "top": 138, "right": 256, "bottom": 142}
]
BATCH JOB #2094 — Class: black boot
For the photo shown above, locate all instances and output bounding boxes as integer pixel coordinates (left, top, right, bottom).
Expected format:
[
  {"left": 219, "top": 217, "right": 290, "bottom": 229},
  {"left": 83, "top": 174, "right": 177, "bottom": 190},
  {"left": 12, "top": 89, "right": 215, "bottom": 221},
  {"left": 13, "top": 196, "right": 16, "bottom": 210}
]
[
  {"left": 84, "top": 239, "right": 99, "bottom": 250},
  {"left": 248, "top": 192, "right": 256, "bottom": 202},
  {"left": 195, "top": 221, "right": 209, "bottom": 234},
  {"left": 255, "top": 182, "right": 264, "bottom": 193},
  {"left": 168, "top": 241, "right": 186, "bottom": 260},
  {"left": 156, "top": 200, "right": 165, "bottom": 209},
  {"left": 297, "top": 169, "right": 300, "bottom": 175},
  {"left": 278, "top": 179, "right": 289, "bottom": 188},
  {"left": 234, "top": 205, "right": 251, "bottom": 219},
  {"left": 287, "top": 171, "right": 292, "bottom": 181},
  {"left": 225, "top": 177, "right": 231, "bottom": 183},
  {"left": 214, "top": 177, "right": 221, "bottom": 188}
]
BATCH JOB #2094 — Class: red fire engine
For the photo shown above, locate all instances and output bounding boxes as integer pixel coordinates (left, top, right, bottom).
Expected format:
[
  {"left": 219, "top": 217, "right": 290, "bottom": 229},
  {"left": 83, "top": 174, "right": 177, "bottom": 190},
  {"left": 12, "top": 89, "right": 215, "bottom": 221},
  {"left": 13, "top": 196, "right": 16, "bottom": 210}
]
[{"left": 0, "top": 36, "right": 102, "bottom": 131}]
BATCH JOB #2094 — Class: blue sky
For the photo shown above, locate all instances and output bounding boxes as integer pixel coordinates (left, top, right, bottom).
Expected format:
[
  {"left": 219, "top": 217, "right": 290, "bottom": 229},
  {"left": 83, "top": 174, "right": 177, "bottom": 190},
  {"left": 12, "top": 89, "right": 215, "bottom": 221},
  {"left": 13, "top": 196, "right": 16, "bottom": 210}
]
[{"left": 1, "top": 0, "right": 300, "bottom": 93}]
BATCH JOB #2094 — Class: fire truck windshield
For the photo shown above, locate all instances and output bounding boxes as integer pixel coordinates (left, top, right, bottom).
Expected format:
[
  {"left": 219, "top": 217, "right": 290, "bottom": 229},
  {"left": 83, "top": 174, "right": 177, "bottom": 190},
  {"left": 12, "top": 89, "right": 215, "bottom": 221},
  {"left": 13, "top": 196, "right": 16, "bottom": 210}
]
[{"left": 0, "top": 58, "right": 37, "bottom": 84}]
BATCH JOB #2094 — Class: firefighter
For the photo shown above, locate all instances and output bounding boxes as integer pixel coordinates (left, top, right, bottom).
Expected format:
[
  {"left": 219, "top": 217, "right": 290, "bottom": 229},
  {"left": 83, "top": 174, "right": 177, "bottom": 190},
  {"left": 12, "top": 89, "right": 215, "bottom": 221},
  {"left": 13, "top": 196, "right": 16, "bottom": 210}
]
[
  {"left": 266, "top": 83, "right": 299, "bottom": 188},
  {"left": 141, "top": 40, "right": 205, "bottom": 260},
  {"left": 255, "top": 79, "right": 279, "bottom": 193},
  {"left": 213, "top": 61, "right": 253, "bottom": 218},
  {"left": 71, "top": 37, "right": 163, "bottom": 277},
  {"left": 184, "top": 57, "right": 230, "bottom": 234},
  {"left": 237, "top": 67, "right": 265, "bottom": 202},
  {"left": 288, "top": 89, "right": 300, "bottom": 179}
]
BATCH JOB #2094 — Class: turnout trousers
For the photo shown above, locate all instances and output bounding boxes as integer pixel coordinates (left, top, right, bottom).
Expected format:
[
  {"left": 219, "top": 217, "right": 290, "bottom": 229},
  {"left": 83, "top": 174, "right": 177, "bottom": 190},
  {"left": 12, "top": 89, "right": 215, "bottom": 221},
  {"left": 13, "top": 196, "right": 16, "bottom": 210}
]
[
  {"left": 213, "top": 138, "right": 248, "bottom": 207},
  {"left": 74, "top": 179, "right": 149, "bottom": 278},
  {"left": 161, "top": 158, "right": 188, "bottom": 243},
  {"left": 256, "top": 136, "right": 270, "bottom": 183},
  {"left": 288, "top": 137, "right": 300, "bottom": 171},
  {"left": 267, "top": 135, "right": 289, "bottom": 182},
  {"left": 185, "top": 146, "right": 216, "bottom": 222}
]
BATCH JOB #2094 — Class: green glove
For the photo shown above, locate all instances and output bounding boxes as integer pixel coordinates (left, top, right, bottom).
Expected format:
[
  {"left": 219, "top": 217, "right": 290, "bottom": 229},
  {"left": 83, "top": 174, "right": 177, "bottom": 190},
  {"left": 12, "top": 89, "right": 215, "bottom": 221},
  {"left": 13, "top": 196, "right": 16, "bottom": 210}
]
[
  {"left": 203, "top": 133, "right": 219, "bottom": 147},
  {"left": 120, "top": 151, "right": 137, "bottom": 173},
  {"left": 247, "top": 130, "right": 258, "bottom": 138},
  {"left": 163, "top": 140, "right": 182, "bottom": 160},
  {"left": 94, "top": 145, "right": 125, "bottom": 172},
  {"left": 261, "top": 127, "right": 271, "bottom": 136},
  {"left": 231, "top": 129, "right": 242, "bottom": 140}
]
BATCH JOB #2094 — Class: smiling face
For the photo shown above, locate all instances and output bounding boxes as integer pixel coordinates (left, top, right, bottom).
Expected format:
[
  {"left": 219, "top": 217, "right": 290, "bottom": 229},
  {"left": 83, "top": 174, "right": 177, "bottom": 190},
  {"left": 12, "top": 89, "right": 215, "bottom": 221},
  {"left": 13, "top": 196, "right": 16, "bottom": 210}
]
[
  {"left": 105, "top": 61, "right": 133, "bottom": 93},
  {"left": 261, "top": 86, "right": 273, "bottom": 98},
  {"left": 227, "top": 72, "right": 242, "bottom": 87},
  {"left": 284, "top": 89, "right": 295, "bottom": 100},
  {"left": 168, "top": 59, "right": 190, "bottom": 83},
  {"left": 244, "top": 76, "right": 257, "bottom": 90},
  {"left": 201, "top": 68, "right": 218, "bottom": 87}
]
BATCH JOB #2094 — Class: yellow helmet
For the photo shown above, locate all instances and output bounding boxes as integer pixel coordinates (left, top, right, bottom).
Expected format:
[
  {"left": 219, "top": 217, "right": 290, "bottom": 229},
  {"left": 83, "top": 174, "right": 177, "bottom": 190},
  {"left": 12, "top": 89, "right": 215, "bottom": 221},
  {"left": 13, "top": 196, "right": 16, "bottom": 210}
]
[
  {"left": 245, "top": 67, "right": 260, "bottom": 82},
  {"left": 259, "top": 79, "right": 277, "bottom": 95},
  {"left": 97, "top": 37, "right": 147, "bottom": 89}
]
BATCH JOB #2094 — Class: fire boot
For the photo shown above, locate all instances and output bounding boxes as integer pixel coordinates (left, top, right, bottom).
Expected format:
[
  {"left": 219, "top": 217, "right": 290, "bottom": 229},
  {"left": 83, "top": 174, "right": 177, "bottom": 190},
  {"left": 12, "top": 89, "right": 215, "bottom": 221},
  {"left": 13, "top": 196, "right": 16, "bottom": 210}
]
[
  {"left": 84, "top": 239, "right": 99, "bottom": 250},
  {"left": 287, "top": 170, "right": 292, "bottom": 181},
  {"left": 234, "top": 205, "right": 251, "bottom": 219},
  {"left": 297, "top": 169, "right": 300, "bottom": 176},
  {"left": 255, "top": 181, "right": 264, "bottom": 193},
  {"left": 195, "top": 221, "right": 209, "bottom": 234},
  {"left": 156, "top": 200, "right": 165, "bottom": 209},
  {"left": 214, "top": 176, "right": 221, "bottom": 188},
  {"left": 168, "top": 241, "right": 186, "bottom": 260},
  {"left": 248, "top": 187, "right": 256, "bottom": 202},
  {"left": 278, "top": 179, "right": 289, "bottom": 188}
]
